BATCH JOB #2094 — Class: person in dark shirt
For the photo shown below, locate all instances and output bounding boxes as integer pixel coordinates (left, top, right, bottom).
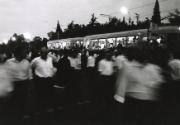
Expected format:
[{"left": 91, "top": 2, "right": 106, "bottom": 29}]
[{"left": 56, "top": 50, "right": 71, "bottom": 86}]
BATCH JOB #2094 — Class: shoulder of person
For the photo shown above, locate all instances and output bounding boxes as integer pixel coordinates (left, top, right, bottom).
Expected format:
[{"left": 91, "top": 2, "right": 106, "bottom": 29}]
[
  {"left": 169, "top": 59, "right": 180, "bottom": 65},
  {"left": 146, "top": 63, "right": 160, "bottom": 69},
  {"left": 6, "top": 58, "right": 15, "bottom": 63},
  {"left": 31, "top": 57, "right": 40, "bottom": 63},
  {"left": 22, "top": 58, "right": 30, "bottom": 63},
  {"left": 47, "top": 56, "right": 53, "bottom": 61},
  {"left": 99, "top": 59, "right": 105, "bottom": 63},
  {"left": 144, "top": 63, "right": 162, "bottom": 76}
]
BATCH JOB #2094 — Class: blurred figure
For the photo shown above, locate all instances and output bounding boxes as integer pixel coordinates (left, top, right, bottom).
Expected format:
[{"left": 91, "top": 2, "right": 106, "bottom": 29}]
[
  {"left": 0, "top": 51, "right": 13, "bottom": 124},
  {"left": 113, "top": 50, "right": 128, "bottom": 123},
  {"left": 55, "top": 50, "right": 71, "bottom": 106},
  {"left": 7, "top": 45, "right": 32, "bottom": 122},
  {"left": 81, "top": 49, "right": 87, "bottom": 71},
  {"left": 87, "top": 51, "right": 95, "bottom": 69},
  {"left": 67, "top": 51, "right": 82, "bottom": 104},
  {"left": 78, "top": 49, "right": 90, "bottom": 103},
  {"left": 97, "top": 52, "right": 114, "bottom": 119},
  {"left": 166, "top": 51, "right": 180, "bottom": 123},
  {"left": 31, "top": 46, "right": 57, "bottom": 112},
  {"left": 56, "top": 50, "right": 71, "bottom": 86},
  {"left": 87, "top": 51, "right": 96, "bottom": 101},
  {"left": 116, "top": 48, "right": 164, "bottom": 124}
]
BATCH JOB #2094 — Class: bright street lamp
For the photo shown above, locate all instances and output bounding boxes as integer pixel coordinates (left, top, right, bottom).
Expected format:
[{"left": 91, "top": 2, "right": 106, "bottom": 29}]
[{"left": 120, "top": 6, "right": 129, "bottom": 16}]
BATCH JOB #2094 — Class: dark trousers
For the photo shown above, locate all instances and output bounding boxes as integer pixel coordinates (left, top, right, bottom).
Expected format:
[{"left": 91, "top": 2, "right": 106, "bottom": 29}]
[
  {"left": 13, "top": 80, "right": 29, "bottom": 114},
  {"left": 161, "top": 80, "right": 180, "bottom": 123},
  {"left": 98, "top": 75, "right": 114, "bottom": 105},
  {"left": 8, "top": 80, "right": 29, "bottom": 124},
  {"left": 87, "top": 67, "right": 96, "bottom": 100},
  {"left": 114, "top": 101, "right": 124, "bottom": 123},
  {"left": 96, "top": 75, "right": 115, "bottom": 119},
  {"left": 34, "top": 77, "right": 53, "bottom": 112},
  {"left": 124, "top": 96, "right": 158, "bottom": 125},
  {"left": 0, "top": 98, "right": 12, "bottom": 124}
]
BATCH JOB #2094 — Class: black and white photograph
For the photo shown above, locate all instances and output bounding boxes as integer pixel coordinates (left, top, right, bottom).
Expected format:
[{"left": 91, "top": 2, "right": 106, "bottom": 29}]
[{"left": 0, "top": 0, "right": 180, "bottom": 124}]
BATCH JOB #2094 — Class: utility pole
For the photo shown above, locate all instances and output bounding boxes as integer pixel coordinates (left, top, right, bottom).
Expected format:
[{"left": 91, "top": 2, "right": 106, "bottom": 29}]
[{"left": 135, "top": 13, "right": 140, "bottom": 24}]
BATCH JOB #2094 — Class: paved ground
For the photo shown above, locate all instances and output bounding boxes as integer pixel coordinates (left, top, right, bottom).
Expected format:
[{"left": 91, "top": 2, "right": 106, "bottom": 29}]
[
  {"left": 9, "top": 102, "right": 178, "bottom": 125},
  {"left": 21, "top": 103, "right": 103, "bottom": 125}
]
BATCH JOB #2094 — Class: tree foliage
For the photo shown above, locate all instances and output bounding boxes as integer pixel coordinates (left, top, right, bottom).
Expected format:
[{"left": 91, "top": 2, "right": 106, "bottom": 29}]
[
  {"left": 47, "top": 13, "right": 151, "bottom": 40},
  {"left": 168, "top": 9, "right": 180, "bottom": 25},
  {"left": 152, "top": 0, "right": 161, "bottom": 25}
]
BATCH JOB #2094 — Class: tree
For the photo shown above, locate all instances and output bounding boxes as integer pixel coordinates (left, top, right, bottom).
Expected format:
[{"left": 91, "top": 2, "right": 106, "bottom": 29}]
[
  {"left": 7, "top": 33, "right": 28, "bottom": 56},
  {"left": 87, "top": 13, "right": 100, "bottom": 35},
  {"left": 64, "top": 21, "right": 85, "bottom": 38},
  {"left": 47, "top": 21, "right": 63, "bottom": 40},
  {"left": 152, "top": 0, "right": 161, "bottom": 25},
  {"left": 136, "top": 17, "right": 151, "bottom": 29},
  {"left": 47, "top": 31, "right": 56, "bottom": 40},
  {"left": 89, "top": 13, "right": 97, "bottom": 26},
  {"left": 107, "top": 17, "right": 121, "bottom": 32},
  {"left": 56, "top": 21, "right": 63, "bottom": 39},
  {"left": 168, "top": 9, "right": 180, "bottom": 25}
]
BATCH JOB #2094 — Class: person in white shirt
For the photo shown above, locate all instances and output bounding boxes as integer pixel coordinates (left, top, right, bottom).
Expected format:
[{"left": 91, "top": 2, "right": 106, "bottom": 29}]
[
  {"left": 113, "top": 52, "right": 128, "bottom": 123},
  {"left": 0, "top": 51, "right": 13, "bottom": 124},
  {"left": 67, "top": 51, "right": 82, "bottom": 104},
  {"left": 7, "top": 45, "right": 32, "bottom": 121},
  {"left": 97, "top": 52, "right": 115, "bottom": 117},
  {"left": 87, "top": 52, "right": 95, "bottom": 68},
  {"left": 31, "top": 46, "right": 56, "bottom": 112},
  {"left": 168, "top": 58, "right": 180, "bottom": 80},
  {"left": 98, "top": 57, "right": 114, "bottom": 76},
  {"left": 86, "top": 51, "right": 96, "bottom": 102},
  {"left": 167, "top": 52, "right": 180, "bottom": 122},
  {"left": 115, "top": 48, "right": 164, "bottom": 124}
]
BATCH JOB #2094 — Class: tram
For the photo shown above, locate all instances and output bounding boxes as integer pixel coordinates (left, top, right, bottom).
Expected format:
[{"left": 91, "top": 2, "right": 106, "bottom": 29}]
[{"left": 47, "top": 26, "right": 180, "bottom": 50}]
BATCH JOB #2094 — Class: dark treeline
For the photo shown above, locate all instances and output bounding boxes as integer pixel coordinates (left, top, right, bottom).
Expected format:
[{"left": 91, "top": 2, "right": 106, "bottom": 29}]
[
  {"left": 48, "top": 9, "right": 180, "bottom": 40},
  {"left": 48, "top": 14, "right": 151, "bottom": 40}
]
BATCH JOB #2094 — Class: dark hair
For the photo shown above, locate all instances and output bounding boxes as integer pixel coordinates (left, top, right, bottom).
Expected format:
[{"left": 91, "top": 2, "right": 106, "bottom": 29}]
[{"left": 13, "top": 44, "right": 27, "bottom": 60}]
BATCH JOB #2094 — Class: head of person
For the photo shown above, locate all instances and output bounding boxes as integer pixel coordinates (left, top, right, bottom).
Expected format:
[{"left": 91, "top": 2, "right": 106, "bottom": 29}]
[
  {"left": 14, "top": 45, "right": 27, "bottom": 61},
  {"left": 126, "top": 47, "right": 145, "bottom": 63},
  {"left": 0, "top": 53, "right": 7, "bottom": 63},
  {"left": 89, "top": 51, "right": 94, "bottom": 56},
  {"left": 40, "top": 46, "right": 48, "bottom": 60},
  {"left": 104, "top": 52, "right": 112, "bottom": 61},
  {"left": 0, "top": 45, "right": 7, "bottom": 63},
  {"left": 63, "top": 49, "right": 69, "bottom": 57}
]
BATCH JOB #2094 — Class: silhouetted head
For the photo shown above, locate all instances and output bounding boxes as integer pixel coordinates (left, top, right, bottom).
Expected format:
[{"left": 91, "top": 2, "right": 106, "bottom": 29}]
[
  {"left": 40, "top": 46, "right": 48, "bottom": 60},
  {"left": 105, "top": 52, "right": 112, "bottom": 61},
  {"left": 0, "top": 45, "right": 7, "bottom": 63},
  {"left": 14, "top": 45, "right": 26, "bottom": 61}
]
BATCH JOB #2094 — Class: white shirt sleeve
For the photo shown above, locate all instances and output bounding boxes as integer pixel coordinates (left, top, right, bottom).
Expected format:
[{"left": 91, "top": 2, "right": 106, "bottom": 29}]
[{"left": 98, "top": 60, "right": 104, "bottom": 73}]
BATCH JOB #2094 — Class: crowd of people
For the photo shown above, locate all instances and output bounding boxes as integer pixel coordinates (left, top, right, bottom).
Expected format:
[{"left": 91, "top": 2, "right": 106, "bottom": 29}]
[{"left": 0, "top": 43, "right": 180, "bottom": 124}]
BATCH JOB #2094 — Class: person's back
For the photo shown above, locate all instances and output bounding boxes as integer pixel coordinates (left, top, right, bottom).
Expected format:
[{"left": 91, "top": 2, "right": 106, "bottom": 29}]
[
  {"left": 124, "top": 61, "right": 163, "bottom": 101},
  {"left": 166, "top": 57, "right": 180, "bottom": 121},
  {"left": 168, "top": 59, "right": 180, "bottom": 80}
]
